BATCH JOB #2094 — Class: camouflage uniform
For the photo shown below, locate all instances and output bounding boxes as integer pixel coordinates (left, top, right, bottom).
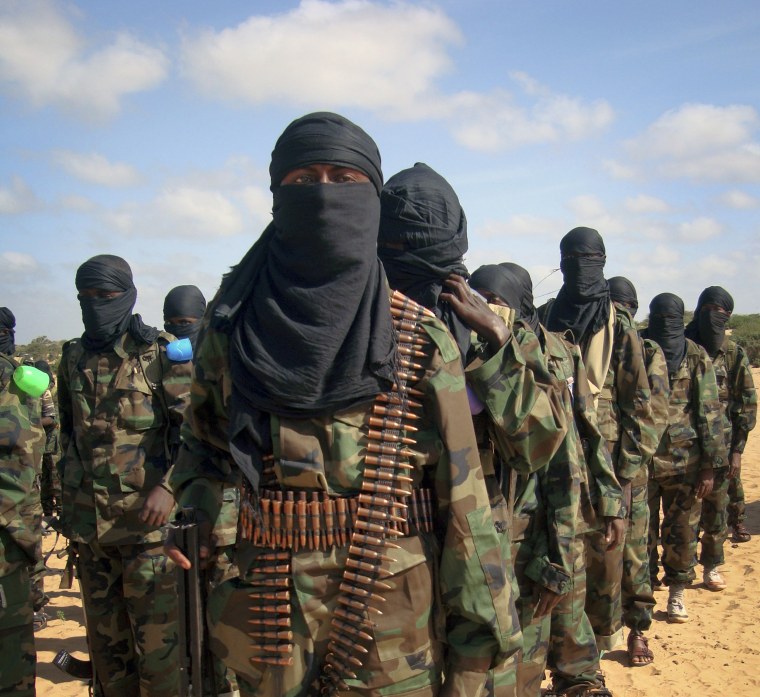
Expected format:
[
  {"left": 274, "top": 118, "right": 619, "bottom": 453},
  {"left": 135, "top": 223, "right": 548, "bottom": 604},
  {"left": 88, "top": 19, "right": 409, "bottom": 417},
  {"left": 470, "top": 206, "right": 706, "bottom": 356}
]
[
  {"left": 0, "top": 353, "right": 45, "bottom": 696},
  {"left": 539, "top": 329, "right": 622, "bottom": 692},
  {"left": 584, "top": 306, "right": 652, "bottom": 651},
  {"left": 171, "top": 293, "right": 519, "bottom": 697},
  {"left": 646, "top": 339, "right": 725, "bottom": 586},
  {"left": 39, "top": 387, "right": 61, "bottom": 516},
  {"left": 699, "top": 339, "right": 757, "bottom": 564},
  {"left": 57, "top": 331, "right": 191, "bottom": 697},
  {"left": 466, "top": 323, "right": 573, "bottom": 696}
]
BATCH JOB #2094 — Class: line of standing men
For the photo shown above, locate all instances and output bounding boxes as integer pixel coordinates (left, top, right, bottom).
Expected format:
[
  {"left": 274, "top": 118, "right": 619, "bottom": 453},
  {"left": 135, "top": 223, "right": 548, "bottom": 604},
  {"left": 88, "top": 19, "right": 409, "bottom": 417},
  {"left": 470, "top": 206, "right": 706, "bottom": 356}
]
[{"left": 0, "top": 110, "right": 756, "bottom": 697}]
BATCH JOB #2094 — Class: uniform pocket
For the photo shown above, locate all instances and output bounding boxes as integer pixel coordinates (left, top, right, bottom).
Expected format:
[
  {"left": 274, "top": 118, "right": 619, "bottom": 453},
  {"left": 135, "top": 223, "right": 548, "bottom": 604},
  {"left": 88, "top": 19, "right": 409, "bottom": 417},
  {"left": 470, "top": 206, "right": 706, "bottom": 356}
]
[{"left": 113, "top": 360, "right": 163, "bottom": 432}]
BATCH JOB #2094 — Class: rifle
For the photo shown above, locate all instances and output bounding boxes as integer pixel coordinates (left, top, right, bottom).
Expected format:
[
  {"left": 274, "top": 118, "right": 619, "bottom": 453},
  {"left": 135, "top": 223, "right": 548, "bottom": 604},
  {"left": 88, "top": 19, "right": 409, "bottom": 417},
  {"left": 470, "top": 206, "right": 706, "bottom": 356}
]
[
  {"left": 173, "top": 507, "right": 217, "bottom": 697},
  {"left": 52, "top": 543, "right": 102, "bottom": 697}
]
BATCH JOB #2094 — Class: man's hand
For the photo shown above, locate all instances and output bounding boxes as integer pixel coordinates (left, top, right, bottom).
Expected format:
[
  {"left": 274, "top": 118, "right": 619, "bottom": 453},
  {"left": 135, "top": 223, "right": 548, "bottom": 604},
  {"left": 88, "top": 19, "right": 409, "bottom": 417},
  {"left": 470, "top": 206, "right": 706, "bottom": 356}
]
[
  {"left": 604, "top": 517, "right": 626, "bottom": 551},
  {"left": 728, "top": 452, "right": 742, "bottom": 479},
  {"left": 535, "top": 588, "right": 562, "bottom": 618},
  {"left": 139, "top": 485, "right": 175, "bottom": 528},
  {"left": 440, "top": 274, "right": 510, "bottom": 351},
  {"left": 696, "top": 469, "right": 714, "bottom": 499},
  {"left": 164, "top": 513, "right": 213, "bottom": 570}
]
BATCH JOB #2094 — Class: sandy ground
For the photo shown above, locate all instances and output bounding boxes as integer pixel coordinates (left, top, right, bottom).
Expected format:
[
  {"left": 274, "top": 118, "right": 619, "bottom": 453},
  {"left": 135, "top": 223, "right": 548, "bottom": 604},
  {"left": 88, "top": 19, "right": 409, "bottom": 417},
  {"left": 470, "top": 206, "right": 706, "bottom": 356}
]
[{"left": 35, "top": 368, "right": 760, "bottom": 696}]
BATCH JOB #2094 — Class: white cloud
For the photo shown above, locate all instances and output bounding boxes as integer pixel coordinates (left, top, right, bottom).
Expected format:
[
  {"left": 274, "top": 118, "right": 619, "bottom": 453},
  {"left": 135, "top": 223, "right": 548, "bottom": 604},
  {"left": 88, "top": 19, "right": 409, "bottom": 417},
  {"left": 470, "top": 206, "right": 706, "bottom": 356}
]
[
  {"left": 59, "top": 194, "right": 97, "bottom": 211},
  {"left": 181, "top": 1, "right": 613, "bottom": 152},
  {"left": 154, "top": 188, "right": 244, "bottom": 237},
  {"left": 602, "top": 159, "right": 636, "bottom": 180},
  {"left": 624, "top": 194, "right": 670, "bottom": 214},
  {"left": 566, "top": 196, "right": 626, "bottom": 236},
  {"left": 622, "top": 103, "right": 760, "bottom": 183},
  {"left": 52, "top": 150, "right": 141, "bottom": 187},
  {"left": 476, "top": 214, "right": 559, "bottom": 241},
  {"left": 0, "top": 175, "right": 38, "bottom": 214},
  {"left": 240, "top": 186, "right": 273, "bottom": 228},
  {"left": 678, "top": 217, "right": 723, "bottom": 242},
  {"left": 719, "top": 190, "right": 758, "bottom": 209},
  {"left": 0, "top": 0, "right": 168, "bottom": 120},
  {"left": 1, "top": 251, "right": 39, "bottom": 272}
]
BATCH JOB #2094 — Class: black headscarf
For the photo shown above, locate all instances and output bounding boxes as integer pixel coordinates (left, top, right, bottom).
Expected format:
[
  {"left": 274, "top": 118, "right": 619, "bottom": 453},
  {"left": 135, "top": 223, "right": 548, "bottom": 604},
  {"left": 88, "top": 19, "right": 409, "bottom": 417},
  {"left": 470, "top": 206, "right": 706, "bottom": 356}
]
[
  {"left": 0, "top": 307, "right": 15, "bottom": 356},
  {"left": 644, "top": 293, "right": 687, "bottom": 376},
  {"left": 75, "top": 254, "right": 160, "bottom": 352},
  {"left": 210, "top": 112, "right": 396, "bottom": 494},
  {"left": 545, "top": 227, "right": 610, "bottom": 346},
  {"left": 608, "top": 276, "right": 639, "bottom": 316},
  {"left": 378, "top": 162, "right": 470, "bottom": 359},
  {"left": 684, "top": 285, "right": 734, "bottom": 357},
  {"left": 163, "top": 285, "right": 207, "bottom": 351},
  {"left": 469, "top": 263, "right": 541, "bottom": 336}
]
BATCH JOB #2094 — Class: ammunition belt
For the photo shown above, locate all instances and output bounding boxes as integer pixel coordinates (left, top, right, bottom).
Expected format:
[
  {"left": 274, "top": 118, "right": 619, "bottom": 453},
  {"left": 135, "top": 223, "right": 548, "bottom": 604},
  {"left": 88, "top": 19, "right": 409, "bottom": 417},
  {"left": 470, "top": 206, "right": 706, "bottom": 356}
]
[{"left": 239, "top": 487, "right": 436, "bottom": 551}]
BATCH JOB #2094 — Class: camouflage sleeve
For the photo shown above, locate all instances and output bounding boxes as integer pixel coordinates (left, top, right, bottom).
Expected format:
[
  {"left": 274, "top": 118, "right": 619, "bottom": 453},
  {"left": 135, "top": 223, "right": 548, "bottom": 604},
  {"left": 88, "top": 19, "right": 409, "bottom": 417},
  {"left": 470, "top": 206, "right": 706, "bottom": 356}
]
[
  {"left": 56, "top": 342, "right": 74, "bottom": 467},
  {"left": 0, "top": 362, "right": 44, "bottom": 571},
  {"left": 170, "top": 327, "right": 232, "bottom": 523},
  {"left": 422, "top": 322, "right": 519, "bottom": 688},
  {"left": 613, "top": 326, "right": 653, "bottom": 481},
  {"left": 466, "top": 329, "right": 568, "bottom": 474},
  {"left": 40, "top": 389, "right": 57, "bottom": 423},
  {"left": 573, "top": 348, "right": 623, "bottom": 519},
  {"left": 643, "top": 341, "right": 670, "bottom": 454},
  {"left": 693, "top": 351, "right": 726, "bottom": 470},
  {"left": 522, "top": 522, "right": 572, "bottom": 596},
  {"left": 728, "top": 344, "right": 757, "bottom": 454}
]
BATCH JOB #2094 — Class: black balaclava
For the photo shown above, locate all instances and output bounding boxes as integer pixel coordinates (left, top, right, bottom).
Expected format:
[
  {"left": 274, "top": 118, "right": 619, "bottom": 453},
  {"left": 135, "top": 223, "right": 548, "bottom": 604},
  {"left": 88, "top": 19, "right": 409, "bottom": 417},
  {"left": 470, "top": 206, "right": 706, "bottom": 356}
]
[
  {"left": 211, "top": 112, "right": 397, "bottom": 497},
  {"left": 378, "top": 162, "right": 470, "bottom": 359},
  {"left": 644, "top": 293, "right": 687, "bottom": 376},
  {"left": 75, "top": 254, "right": 159, "bottom": 352},
  {"left": 0, "top": 307, "right": 16, "bottom": 356},
  {"left": 163, "top": 285, "right": 207, "bottom": 350},
  {"left": 608, "top": 276, "right": 639, "bottom": 317},
  {"left": 469, "top": 263, "right": 541, "bottom": 336},
  {"left": 545, "top": 226, "right": 610, "bottom": 346},
  {"left": 685, "top": 285, "right": 734, "bottom": 358}
]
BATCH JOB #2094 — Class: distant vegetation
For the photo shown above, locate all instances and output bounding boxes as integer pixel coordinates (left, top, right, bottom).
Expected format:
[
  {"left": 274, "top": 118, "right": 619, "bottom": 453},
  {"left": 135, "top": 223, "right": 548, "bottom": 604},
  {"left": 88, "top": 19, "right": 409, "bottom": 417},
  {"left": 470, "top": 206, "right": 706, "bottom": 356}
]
[{"left": 14, "top": 336, "right": 66, "bottom": 372}]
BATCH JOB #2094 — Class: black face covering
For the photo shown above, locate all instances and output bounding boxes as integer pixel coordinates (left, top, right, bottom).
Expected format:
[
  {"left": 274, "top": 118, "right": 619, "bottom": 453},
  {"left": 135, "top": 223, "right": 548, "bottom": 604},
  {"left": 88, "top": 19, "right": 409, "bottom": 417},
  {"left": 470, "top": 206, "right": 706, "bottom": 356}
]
[
  {"left": 684, "top": 285, "right": 734, "bottom": 357},
  {"left": 545, "top": 227, "right": 610, "bottom": 345},
  {"left": 211, "top": 112, "right": 396, "bottom": 496},
  {"left": 163, "top": 285, "right": 207, "bottom": 350},
  {"left": 75, "top": 254, "right": 159, "bottom": 352},
  {"left": 645, "top": 293, "right": 687, "bottom": 376},
  {"left": 469, "top": 263, "right": 541, "bottom": 335},
  {"left": 608, "top": 276, "right": 638, "bottom": 316},
  {"left": 378, "top": 162, "right": 470, "bottom": 359},
  {"left": 0, "top": 307, "right": 16, "bottom": 356}
]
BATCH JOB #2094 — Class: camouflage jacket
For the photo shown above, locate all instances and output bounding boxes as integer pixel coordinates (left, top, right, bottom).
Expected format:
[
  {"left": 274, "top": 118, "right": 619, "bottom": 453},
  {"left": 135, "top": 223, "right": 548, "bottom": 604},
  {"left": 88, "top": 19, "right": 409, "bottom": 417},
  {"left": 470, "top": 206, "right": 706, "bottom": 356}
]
[
  {"left": 711, "top": 338, "right": 757, "bottom": 455},
  {"left": 0, "top": 354, "right": 45, "bottom": 576},
  {"left": 466, "top": 323, "right": 572, "bottom": 595},
  {"left": 57, "top": 331, "right": 192, "bottom": 546},
  {"left": 40, "top": 387, "right": 60, "bottom": 455},
  {"left": 171, "top": 296, "right": 516, "bottom": 694},
  {"left": 645, "top": 338, "right": 725, "bottom": 477},
  {"left": 596, "top": 308, "right": 653, "bottom": 483}
]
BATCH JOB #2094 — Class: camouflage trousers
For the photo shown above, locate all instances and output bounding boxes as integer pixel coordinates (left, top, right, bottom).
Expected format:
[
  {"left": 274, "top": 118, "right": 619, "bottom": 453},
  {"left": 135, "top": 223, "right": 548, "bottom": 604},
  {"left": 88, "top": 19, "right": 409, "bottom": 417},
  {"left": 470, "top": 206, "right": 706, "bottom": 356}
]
[
  {"left": 77, "top": 541, "right": 179, "bottom": 697},
  {"left": 584, "top": 525, "right": 623, "bottom": 651},
  {"left": 40, "top": 452, "right": 61, "bottom": 516},
  {"left": 0, "top": 565, "right": 35, "bottom": 696},
  {"left": 547, "top": 535, "right": 601, "bottom": 690},
  {"left": 727, "top": 471, "right": 746, "bottom": 527},
  {"left": 699, "top": 468, "right": 729, "bottom": 568},
  {"left": 647, "top": 470, "right": 702, "bottom": 586},
  {"left": 511, "top": 538, "right": 550, "bottom": 697},
  {"left": 621, "top": 478, "right": 654, "bottom": 632}
]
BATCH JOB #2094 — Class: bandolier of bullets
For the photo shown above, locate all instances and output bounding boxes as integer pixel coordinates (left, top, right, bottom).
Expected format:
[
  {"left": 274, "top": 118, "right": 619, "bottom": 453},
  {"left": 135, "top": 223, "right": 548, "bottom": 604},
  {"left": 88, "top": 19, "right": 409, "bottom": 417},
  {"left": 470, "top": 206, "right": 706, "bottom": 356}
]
[{"left": 319, "top": 291, "right": 435, "bottom": 695}]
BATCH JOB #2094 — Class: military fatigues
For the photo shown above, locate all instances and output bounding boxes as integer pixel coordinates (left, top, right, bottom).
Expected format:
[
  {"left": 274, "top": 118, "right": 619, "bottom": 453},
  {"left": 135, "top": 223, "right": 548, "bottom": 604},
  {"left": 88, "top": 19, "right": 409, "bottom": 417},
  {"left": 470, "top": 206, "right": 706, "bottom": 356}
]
[
  {"left": 466, "top": 322, "right": 572, "bottom": 696},
  {"left": 57, "top": 332, "right": 191, "bottom": 697},
  {"left": 539, "top": 329, "right": 623, "bottom": 692},
  {"left": 646, "top": 339, "right": 724, "bottom": 586},
  {"left": 636, "top": 337, "right": 670, "bottom": 592},
  {"left": 699, "top": 339, "right": 757, "bottom": 564},
  {"left": 585, "top": 307, "right": 652, "bottom": 650},
  {"left": 39, "top": 387, "right": 61, "bottom": 516},
  {"left": 0, "top": 354, "right": 45, "bottom": 696},
  {"left": 171, "top": 294, "right": 516, "bottom": 697}
]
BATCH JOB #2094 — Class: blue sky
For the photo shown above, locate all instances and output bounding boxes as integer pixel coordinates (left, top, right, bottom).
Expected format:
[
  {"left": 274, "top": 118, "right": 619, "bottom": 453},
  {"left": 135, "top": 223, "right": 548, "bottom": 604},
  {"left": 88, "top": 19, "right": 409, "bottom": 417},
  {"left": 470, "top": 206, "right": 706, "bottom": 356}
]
[{"left": 2, "top": 0, "right": 759, "bottom": 343}]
